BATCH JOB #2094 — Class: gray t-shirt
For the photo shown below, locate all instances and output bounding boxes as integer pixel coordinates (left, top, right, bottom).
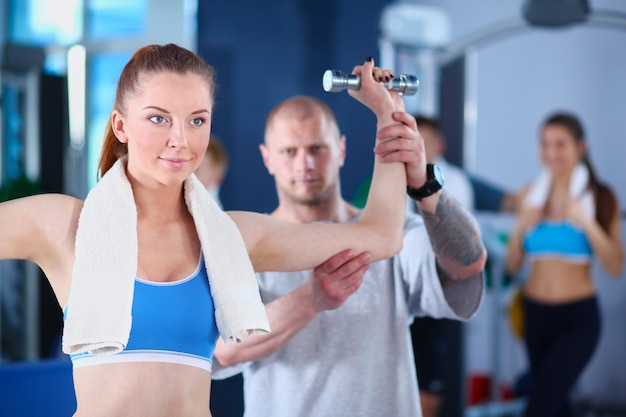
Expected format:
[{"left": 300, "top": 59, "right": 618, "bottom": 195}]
[{"left": 212, "top": 211, "right": 484, "bottom": 417}]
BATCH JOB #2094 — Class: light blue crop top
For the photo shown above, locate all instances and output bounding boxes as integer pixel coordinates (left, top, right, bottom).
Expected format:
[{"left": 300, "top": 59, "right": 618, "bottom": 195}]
[
  {"left": 67, "top": 256, "right": 219, "bottom": 372},
  {"left": 523, "top": 221, "right": 593, "bottom": 263}
]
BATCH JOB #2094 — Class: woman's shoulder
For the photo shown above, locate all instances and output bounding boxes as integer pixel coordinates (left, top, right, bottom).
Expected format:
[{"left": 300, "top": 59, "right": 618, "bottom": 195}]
[
  {"left": 18, "top": 193, "right": 84, "bottom": 228},
  {"left": 5, "top": 192, "right": 82, "bottom": 211},
  {"left": 0, "top": 193, "right": 82, "bottom": 271},
  {"left": 32, "top": 193, "right": 84, "bottom": 211},
  {"left": 225, "top": 210, "right": 271, "bottom": 243}
]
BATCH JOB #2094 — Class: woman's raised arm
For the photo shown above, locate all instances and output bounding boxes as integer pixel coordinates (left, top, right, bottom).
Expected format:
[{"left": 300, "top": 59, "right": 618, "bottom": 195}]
[{"left": 230, "top": 59, "right": 410, "bottom": 272}]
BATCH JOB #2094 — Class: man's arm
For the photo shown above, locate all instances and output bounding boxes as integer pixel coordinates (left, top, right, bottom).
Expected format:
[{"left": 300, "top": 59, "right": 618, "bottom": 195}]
[
  {"left": 214, "top": 250, "right": 370, "bottom": 367},
  {"left": 375, "top": 118, "right": 487, "bottom": 285},
  {"left": 414, "top": 190, "right": 486, "bottom": 285}
]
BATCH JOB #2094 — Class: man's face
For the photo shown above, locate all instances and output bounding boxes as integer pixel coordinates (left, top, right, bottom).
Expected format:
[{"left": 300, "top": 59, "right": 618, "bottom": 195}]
[{"left": 260, "top": 113, "right": 345, "bottom": 205}]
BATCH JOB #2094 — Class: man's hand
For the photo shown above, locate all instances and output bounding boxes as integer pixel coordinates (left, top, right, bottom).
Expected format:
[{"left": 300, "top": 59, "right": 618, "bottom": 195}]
[
  {"left": 374, "top": 111, "right": 427, "bottom": 190},
  {"left": 515, "top": 206, "right": 543, "bottom": 235},
  {"left": 566, "top": 197, "right": 593, "bottom": 230},
  {"left": 214, "top": 249, "right": 371, "bottom": 367},
  {"left": 305, "top": 249, "right": 370, "bottom": 313}
]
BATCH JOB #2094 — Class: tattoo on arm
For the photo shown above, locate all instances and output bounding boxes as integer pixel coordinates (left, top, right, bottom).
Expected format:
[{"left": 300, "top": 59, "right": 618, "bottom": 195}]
[{"left": 418, "top": 191, "right": 484, "bottom": 269}]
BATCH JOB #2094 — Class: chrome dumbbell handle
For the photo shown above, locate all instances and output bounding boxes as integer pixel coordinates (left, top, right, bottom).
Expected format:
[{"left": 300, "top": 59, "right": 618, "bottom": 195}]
[{"left": 322, "top": 69, "right": 419, "bottom": 96}]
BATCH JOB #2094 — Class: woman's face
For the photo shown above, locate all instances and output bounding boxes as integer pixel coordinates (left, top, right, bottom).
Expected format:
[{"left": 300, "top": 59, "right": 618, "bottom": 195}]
[
  {"left": 540, "top": 123, "right": 584, "bottom": 177},
  {"left": 112, "top": 71, "right": 213, "bottom": 187}
]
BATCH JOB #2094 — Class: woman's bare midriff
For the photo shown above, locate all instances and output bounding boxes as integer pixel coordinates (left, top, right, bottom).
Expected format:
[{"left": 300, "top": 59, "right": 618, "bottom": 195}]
[
  {"left": 524, "top": 258, "right": 595, "bottom": 304},
  {"left": 72, "top": 362, "right": 213, "bottom": 417}
]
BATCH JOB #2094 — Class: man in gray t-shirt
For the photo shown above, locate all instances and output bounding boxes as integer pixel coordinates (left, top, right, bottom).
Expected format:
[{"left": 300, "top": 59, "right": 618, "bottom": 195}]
[{"left": 212, "top": 96, "right": 486, "bottom": 417}]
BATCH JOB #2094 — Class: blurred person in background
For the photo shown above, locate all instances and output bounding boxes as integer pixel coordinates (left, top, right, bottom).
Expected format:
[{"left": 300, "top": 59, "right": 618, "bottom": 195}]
[
  {"left": 505, "top": 112, "right": 623, "bottom": 417},
  {"left": 195, "top": 135, "right": 229, "bottom": 208}
]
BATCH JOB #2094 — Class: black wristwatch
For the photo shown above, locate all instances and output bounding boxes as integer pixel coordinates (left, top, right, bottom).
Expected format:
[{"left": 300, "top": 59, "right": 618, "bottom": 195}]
[{"left": 407, "top": 163, "right": 444, "bottom": 201}]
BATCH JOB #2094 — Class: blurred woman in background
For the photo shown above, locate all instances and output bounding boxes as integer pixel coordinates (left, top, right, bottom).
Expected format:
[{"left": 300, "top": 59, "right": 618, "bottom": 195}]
[{"left": 506, "top": 112, "right": 623, "bottom": 417}]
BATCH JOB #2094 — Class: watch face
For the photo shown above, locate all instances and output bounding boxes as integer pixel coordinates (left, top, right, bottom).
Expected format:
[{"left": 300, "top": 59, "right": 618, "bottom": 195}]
[{"left": 433, "top": 164, "right": 445, "bottom": 187}]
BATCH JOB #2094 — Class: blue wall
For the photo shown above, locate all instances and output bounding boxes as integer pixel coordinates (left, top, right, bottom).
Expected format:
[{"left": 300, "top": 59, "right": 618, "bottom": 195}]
[
  {"left": 0, "top": 359, "right": 76, "bottom": 417},
  {"left": 197, "top": 0, "right": 392, "bottom": 213}
]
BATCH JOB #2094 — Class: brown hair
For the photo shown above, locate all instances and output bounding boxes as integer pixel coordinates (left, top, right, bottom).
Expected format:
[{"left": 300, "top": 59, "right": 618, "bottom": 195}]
[
  {"left": 205, "top": 135, "right": 229, "bottom": 175},
  {"left": 413, "top": 115, "right": 442, "bottom": 133},
  {"left": 97, "top": 43, "right": 216, "bottom": 178},
  {"left": 542, "top": 112, "right": 618, "bottom": 232}
]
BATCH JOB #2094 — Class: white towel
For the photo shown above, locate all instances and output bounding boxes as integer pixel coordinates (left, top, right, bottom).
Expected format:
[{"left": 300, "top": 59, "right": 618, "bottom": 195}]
[
  {"left": 62, "top": 158, "right": 270, "bottom": 356},
  {"left": 524, "top": 163, "right": 595, "bottom": 218}
]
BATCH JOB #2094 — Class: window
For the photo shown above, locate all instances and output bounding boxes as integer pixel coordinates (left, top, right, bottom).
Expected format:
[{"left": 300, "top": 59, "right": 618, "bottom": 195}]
[
  {"left": 86, "top": 0, "right": 148, "bottom": 40},
  {"left": 9, "top": 0, "right": 83, "bottom": 45}
]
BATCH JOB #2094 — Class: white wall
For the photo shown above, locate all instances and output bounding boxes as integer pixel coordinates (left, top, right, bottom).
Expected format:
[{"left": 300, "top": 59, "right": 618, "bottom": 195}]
[
  {"left": 475, "top": 22, "right": 626, "bottom": 200},
  {"left": 404, "top": 0, "right": 626, "bottom": 405},
  {"left": 408, "top": 0, "right": 626, "bottom": 205}
]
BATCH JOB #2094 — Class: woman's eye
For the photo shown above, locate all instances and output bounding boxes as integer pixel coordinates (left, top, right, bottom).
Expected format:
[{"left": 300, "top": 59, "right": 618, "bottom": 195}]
[
  {"left": 190, "top": 118, "right": 205, "bottom": 127},
  {"left": 149, "top": 115, "right": 167, "bottom": 124}
]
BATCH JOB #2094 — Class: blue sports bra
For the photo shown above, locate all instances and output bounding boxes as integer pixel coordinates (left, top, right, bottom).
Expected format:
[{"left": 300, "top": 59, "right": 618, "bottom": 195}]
[
  {"left": 523, "top": 221, "right": 593, "bottom": 263},
  {"left": 67, "top": 256, "right": 219, "bottom": 372}
]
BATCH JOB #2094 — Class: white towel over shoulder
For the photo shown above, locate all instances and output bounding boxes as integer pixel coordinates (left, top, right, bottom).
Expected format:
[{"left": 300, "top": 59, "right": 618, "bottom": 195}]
[
  {"left": 523, "top": 163, "right": 595, "bottom": 218},
  {"left": 63, "top": 159, "right": 270, "bottom": 356}
]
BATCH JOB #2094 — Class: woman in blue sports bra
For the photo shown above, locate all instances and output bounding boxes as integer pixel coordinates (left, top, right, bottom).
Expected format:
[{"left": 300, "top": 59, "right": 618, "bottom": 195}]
[
  {"left": 0, "top": 45, "right": 435, "bottom": 417},
  {"left": 506, "top": 112, "right": 623, "bottom": 417}
]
